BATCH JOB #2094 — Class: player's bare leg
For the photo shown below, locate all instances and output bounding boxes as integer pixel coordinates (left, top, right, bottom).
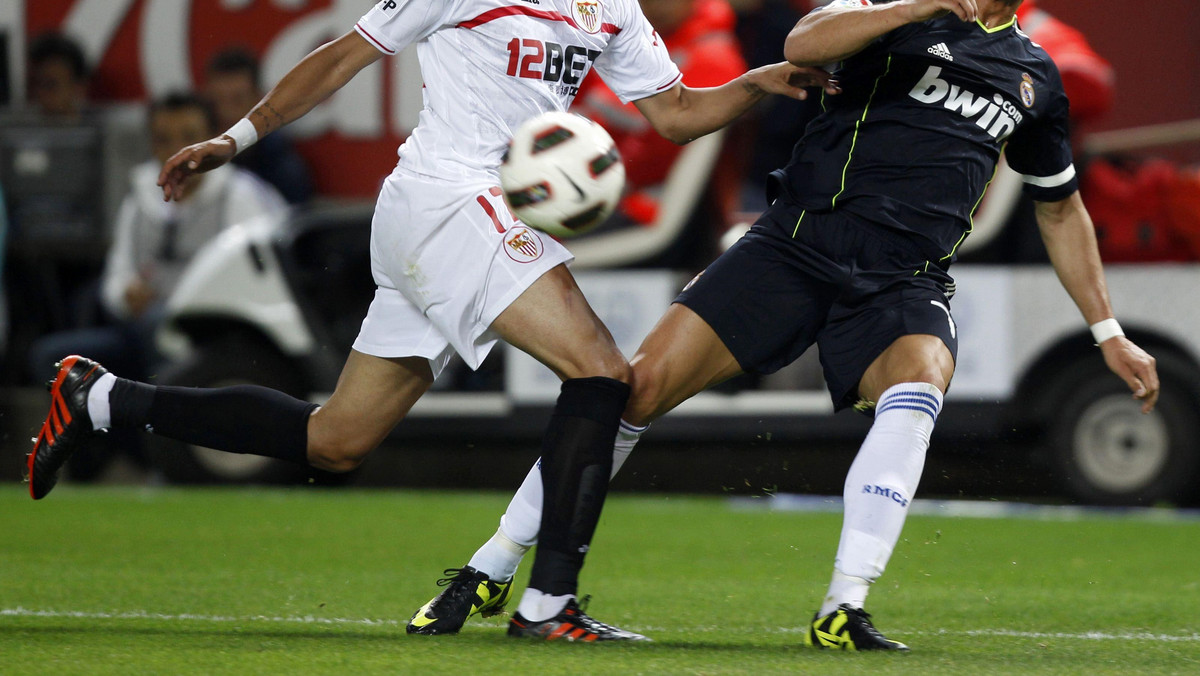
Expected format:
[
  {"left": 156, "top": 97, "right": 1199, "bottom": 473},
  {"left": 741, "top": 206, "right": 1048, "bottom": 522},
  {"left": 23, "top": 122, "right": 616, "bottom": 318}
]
[
  {"left": 412, "top": 301, "right": 743, "bottom": 635},
  {"left": 622, "top": 303, "right": 745, "bottom": 426},
  {"left": 28, "top": 347, "right": 434, "bottom": 500},
  {"left": 808, "top": 333, "right": 954, "bottom": 651},
  {"left": 452, "top": 264, "right": 647, "bottom": 641},
  {"left": 306, "top": 351, "right": 434, "bottom": 472}
]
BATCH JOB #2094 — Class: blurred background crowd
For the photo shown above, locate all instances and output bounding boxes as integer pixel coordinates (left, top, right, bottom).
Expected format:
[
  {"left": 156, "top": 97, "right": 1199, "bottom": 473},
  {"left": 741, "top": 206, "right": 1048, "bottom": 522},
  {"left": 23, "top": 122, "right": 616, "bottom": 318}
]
[{"left": 0, "top": 0, "right": 1198, "bottom": 495}]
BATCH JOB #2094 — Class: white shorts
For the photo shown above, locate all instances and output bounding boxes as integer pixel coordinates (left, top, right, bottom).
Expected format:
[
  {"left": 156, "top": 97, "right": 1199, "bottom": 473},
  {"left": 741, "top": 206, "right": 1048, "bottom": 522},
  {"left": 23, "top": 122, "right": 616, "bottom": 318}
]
[{"left": 352, "top": 168, "right": 573, "bottom": 378}]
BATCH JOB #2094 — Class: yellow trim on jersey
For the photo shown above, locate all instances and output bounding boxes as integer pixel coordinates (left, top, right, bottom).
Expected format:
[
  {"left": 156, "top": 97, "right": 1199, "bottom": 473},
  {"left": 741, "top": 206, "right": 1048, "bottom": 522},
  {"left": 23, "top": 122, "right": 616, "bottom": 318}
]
[
  {"left": 831, "top": 54, "right": 892, "bottom": 209},
  {"left": 792, "top": 209, "right": 808, "bottom": 238},
  {"left": 977, "top": 15, "right": 1017, "bottom": 33},
  {"left": 940, "top": 145, "right": 1006, "bottom": 263}
]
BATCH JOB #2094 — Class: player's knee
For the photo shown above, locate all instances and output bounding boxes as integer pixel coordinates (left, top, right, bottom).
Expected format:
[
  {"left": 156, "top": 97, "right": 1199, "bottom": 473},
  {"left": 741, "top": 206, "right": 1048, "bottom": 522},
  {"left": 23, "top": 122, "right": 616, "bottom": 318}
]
[
  {"left": 307, "top": 436, "right": 374, "bottom": 473},
  {"left": 624, "top": 358, "right": 668, "bottom": 426},
  {"left": 571, "top": 351, "right": 631, "bottom": 385}
]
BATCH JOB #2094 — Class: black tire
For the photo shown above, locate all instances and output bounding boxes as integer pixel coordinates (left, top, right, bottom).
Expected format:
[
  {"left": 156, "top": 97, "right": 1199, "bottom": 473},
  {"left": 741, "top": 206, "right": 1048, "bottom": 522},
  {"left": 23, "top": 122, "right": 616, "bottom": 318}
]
[
  {"left": 1048, "top": 353, "right": 1200, "bottom": 506},
  {"left": 145, "top": 338, "right": 315, "bottom": 485}
]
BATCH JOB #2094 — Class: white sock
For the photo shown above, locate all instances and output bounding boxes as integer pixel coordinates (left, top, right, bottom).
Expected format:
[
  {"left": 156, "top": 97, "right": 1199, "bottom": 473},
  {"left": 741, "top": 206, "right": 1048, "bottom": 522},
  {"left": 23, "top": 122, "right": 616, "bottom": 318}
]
[
  {"left": 467, "top": 529, "right": 527, "bottom": 583},
  {"left": 467, "top": 420, "right": 649, "bottom": 580},
  {"left": 515, "top": 588, "right": 574, "bottom": 623},
  {"left": 819, "top": 382, "right": 941, "bottom": 616},
  {"left": 611, "top": 419, "right": 646, "bottom": 478},
  {"left": 87, "top": 373, "right": 117, "bottom": 431}
]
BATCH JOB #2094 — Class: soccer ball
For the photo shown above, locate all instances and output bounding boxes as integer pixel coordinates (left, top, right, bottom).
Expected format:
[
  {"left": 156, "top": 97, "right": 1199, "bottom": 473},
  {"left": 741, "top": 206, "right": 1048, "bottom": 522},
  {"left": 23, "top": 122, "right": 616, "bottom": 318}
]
[{"left": 500, "top": 111, "right": 625, "bottom": 238}]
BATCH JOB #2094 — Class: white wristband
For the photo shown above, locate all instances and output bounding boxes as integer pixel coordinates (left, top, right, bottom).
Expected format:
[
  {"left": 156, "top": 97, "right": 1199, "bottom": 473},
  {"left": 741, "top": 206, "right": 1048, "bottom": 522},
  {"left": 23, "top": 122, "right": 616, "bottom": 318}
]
[
  {"left": 1090, "top": 318, "right": 1124, "bottom": 345},
  {"left": 223, "top": 118, "right": 258, "bottom": 155}
]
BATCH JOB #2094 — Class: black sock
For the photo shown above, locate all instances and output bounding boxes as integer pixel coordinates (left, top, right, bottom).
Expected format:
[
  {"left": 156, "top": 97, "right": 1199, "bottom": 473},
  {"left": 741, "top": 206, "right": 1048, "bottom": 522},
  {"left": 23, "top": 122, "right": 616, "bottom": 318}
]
[
  {"left": 110, "top": 379, "right": 317, "bottom": 466},
  {"left": 528, "top": 376, "right": 630, "bottom": 597}
]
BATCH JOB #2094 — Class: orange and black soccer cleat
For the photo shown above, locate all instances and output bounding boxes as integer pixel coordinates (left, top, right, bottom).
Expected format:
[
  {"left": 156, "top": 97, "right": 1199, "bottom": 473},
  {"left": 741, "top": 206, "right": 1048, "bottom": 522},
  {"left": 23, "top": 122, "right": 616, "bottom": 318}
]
[
  {"left": 27, "top": 356, "right": 107, "bottom": 500},
  {"left": 507, "top": 597, "right": 649, "bottom": 642}
]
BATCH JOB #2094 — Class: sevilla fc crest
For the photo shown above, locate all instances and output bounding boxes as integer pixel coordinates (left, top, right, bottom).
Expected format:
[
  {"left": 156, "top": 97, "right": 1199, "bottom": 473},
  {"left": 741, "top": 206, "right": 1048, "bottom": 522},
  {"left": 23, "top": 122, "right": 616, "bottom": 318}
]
[
  {"left": 573, "top": 0, "right": 603, "bottom": 34},
  {"left": 504, "top": 226, "right": 544, "bottom": 263}
]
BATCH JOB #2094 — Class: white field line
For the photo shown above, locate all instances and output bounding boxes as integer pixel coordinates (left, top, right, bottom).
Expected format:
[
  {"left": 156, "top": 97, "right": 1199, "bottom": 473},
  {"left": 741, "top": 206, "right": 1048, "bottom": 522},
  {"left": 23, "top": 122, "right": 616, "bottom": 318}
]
[
  {"left": 3, "top": 608, "right": 1198, "bottom": 643},
  {"left": 0, "top": 607, "right": 397, "bottom": 627}
]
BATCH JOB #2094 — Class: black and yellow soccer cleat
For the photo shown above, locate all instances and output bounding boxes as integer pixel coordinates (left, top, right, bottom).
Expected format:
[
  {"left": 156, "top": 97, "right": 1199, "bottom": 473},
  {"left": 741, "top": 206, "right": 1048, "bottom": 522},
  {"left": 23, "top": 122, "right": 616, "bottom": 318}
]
[
  {"left": 804, "top": 604, "right": 910, "bottom": 651},
  {"left": 507, "top": 597, "right": 649, "bottom": 642},
  {"left": 27, "top": 356, "right": 107, "bottom": 500},
  {"left": 407, "top": 566, "right": 512, "bottom": 635}
]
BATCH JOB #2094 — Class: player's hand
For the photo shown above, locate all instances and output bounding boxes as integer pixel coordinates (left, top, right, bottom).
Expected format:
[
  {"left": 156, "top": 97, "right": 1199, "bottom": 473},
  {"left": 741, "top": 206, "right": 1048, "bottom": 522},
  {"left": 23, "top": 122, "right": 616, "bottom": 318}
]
[
  {"left": 157, "top": 136, "right": 237, "bottom": 202},
  {"left": 748, "top": 63, "right": 841, "bottom": 101},
  {"left": 901, "top": 0, "right": 978, "bottom": 24},
  {"left": 1099, "top": 336, "right": 1160, "bottom": 413},
  {"left": 124, "top": 278, "right": 156, "bottom": 318}
]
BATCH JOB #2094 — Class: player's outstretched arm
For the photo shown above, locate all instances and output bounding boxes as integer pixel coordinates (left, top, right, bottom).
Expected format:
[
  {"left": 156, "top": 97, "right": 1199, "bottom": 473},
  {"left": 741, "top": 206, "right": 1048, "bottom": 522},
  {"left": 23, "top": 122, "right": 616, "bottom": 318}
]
[
  {"left": 785, "top": 0, "right": 978, "bottom": 66},
  {"left": 1035, "top": 192, "right": 1160, "bottom": 413},
  {"left": 157, "top": 31, "right": 383, "bottom": 201},
  {"left": 632, "top": 65, "right": 839, "bottom": 146}
]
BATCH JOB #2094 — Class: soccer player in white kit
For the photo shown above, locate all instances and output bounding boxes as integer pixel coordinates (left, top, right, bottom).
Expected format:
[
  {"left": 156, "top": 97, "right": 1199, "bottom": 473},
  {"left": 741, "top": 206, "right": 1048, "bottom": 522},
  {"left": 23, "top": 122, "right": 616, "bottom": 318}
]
[{"left": 28, "top": 0, "right": 836, "bottom": 641}]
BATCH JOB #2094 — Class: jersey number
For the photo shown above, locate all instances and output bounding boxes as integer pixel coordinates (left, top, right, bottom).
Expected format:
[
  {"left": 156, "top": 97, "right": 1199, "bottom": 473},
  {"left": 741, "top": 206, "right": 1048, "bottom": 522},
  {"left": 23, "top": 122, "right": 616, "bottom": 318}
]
[{"left": 477, "top": 187, "right": 519, "bottom": 234}]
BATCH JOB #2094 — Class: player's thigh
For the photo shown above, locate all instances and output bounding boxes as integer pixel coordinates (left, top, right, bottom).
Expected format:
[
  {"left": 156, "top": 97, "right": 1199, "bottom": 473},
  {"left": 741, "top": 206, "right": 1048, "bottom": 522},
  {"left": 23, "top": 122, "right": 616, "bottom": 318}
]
[
  {"left": 858, "top": 333, "right": 956, "bottom": 403},
  {"left": 490, "top": 264, "right": 629, "bottom": 383},
  {"left": 624, "top": 303, "right": 744, "bottom": 426},
  {"left": 819, "top": 299, "right": 958, "bottom": 409},
  {"left": 307, "top": 349, "right": 434, "bottom": 461}
]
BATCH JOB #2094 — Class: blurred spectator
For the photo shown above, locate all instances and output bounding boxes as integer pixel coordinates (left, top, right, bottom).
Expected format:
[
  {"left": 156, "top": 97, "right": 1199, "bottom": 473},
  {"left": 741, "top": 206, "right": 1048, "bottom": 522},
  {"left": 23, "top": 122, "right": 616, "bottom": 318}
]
[
  {"left": 203, "top": 48, "right": 314, "bottom": 204},
  {"left": 574, "top": 0, "right": 747, "bottom": 226},
  {"left": 27, "top": 32, "right": 90, "bottom": 121},
  {"left": 26, "top": 92, "right": 287, "bottom": 385}
]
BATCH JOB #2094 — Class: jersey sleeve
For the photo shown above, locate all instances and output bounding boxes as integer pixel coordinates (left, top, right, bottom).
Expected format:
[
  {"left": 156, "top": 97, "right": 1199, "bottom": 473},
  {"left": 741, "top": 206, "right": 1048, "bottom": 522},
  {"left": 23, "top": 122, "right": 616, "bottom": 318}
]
[
  {"left": 1005, "top": 68, "right": 1079, "bottom": 202},
  {"left": 591, "top": 2, "right": 682, "bottom": 104},
  {"left": 811, "top": 0, "right": 920, "bottom": 54},
  {"left": 354, "top": 0, "right": 459, "bottom": 55}
]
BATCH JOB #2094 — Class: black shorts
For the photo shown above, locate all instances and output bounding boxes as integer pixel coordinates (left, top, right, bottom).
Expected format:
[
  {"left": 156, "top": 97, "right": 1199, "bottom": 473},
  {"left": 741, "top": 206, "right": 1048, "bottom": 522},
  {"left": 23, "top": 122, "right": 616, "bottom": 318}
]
[{"left": 676, "top": 202, "right": 958, "bottom": 411}]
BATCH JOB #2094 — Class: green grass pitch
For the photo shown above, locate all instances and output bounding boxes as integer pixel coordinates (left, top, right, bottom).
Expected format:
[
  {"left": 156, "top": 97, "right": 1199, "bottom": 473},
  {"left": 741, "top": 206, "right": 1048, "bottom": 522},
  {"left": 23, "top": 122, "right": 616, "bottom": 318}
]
[{"left": 2, "top": 486, "right": 1198, "bottom": 674}]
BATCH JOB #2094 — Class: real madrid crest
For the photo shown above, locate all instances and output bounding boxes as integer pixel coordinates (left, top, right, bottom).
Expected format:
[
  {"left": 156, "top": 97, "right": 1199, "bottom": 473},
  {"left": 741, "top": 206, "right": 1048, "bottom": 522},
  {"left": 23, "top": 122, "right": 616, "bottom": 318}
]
[
  {"left": 1019, "top": 73, "right": 1035, "bottom": 108},
  {"left": 572, "top": 0, "right": 603, "bottom": 35}
]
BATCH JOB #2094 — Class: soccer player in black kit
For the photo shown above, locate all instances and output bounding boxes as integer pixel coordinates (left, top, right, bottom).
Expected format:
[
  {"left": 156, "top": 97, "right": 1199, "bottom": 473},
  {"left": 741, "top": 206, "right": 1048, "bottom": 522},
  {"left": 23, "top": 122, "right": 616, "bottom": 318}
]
[{"left": 410, "top": 0, "right": 1160, "bottom": 651}]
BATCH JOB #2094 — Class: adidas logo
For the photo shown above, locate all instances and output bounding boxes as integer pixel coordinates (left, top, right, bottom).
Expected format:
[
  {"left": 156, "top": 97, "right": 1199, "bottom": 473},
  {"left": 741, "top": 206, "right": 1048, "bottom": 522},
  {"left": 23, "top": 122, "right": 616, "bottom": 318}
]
[{"left": 927, "top": 42, "right": 954, "bottom": 61}]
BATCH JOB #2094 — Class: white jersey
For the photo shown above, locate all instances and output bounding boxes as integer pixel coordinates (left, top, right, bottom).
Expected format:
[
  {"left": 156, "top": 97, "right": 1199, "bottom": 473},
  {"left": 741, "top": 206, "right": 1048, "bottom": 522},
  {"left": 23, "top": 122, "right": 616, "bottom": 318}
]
[{"left": 355, "top": 0, "right": 681, "bottom": 183}]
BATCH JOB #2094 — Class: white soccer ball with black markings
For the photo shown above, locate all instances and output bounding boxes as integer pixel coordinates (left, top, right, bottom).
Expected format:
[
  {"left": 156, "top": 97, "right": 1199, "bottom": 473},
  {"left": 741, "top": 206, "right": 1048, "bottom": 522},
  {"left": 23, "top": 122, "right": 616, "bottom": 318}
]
[{"left": 500, "top": 111, "right": 625, "bottom": 238}]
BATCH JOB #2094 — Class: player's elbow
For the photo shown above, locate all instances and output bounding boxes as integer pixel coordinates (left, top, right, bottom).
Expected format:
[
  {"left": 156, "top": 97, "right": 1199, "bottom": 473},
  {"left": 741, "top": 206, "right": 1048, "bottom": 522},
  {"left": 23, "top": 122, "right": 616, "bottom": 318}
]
[
  {"left": 642, "top": 90, "right": 698, "bottom": 145},
  {"left": 784, "top": 22, "right": 826, "bottom": 66},
  {"left": 651, "top": 119, "right": 693, "bottom": 146},
  {"left": 783, "top": 35, "right": 812, "bottom": 66}
]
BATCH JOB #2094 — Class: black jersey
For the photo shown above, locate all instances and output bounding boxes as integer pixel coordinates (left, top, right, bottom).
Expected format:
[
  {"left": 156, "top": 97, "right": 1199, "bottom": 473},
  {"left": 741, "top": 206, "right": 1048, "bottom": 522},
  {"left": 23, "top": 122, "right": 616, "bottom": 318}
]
[{"left": 774, "top": 6, "right": 1078, "bottom": 266}]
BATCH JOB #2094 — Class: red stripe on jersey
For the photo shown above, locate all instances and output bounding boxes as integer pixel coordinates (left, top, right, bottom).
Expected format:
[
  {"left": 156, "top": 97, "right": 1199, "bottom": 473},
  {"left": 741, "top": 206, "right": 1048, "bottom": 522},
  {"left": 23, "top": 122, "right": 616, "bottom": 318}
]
[
  {"left": 355, "top": 23, "right": 396, "bottom": 54},
  {"left": 655, "top": 73, "right": 683, "bottom": 91},
  {"left": 457, "top": 6, "right": 620, "bottom": 34}
]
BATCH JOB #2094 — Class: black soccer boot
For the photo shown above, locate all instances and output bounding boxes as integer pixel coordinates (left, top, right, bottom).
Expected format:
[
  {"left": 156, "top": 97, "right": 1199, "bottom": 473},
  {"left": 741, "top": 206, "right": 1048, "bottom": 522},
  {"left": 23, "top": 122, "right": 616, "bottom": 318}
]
[
  {"left": 805, "top": 603, "right": 910, "bottom": 651},
  {"left": 407, "top": 566, "right": 513, "bottom": 635},
  {"left": 27, "top": 356, "right": 107, "bottom": 500},
  {"left": 507, "top": 597, "right": 649, "bottom": 642}
]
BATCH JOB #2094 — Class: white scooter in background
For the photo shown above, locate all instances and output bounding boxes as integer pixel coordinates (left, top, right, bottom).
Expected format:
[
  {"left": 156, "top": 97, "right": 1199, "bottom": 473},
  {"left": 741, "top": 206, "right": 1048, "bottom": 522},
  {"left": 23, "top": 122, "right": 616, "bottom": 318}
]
[{"left": 151, "top": 204, "right": 376, "bottom": 484}]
